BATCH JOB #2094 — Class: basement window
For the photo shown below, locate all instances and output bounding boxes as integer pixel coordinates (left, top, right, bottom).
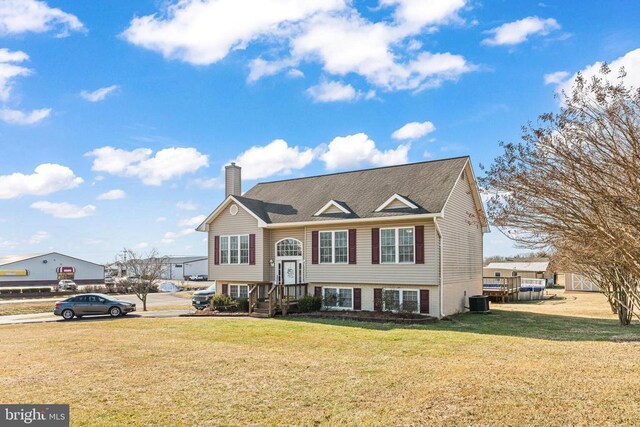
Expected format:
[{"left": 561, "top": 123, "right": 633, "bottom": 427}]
[{"left": 229, "top": 284, "right": 248, "bottom": 299}]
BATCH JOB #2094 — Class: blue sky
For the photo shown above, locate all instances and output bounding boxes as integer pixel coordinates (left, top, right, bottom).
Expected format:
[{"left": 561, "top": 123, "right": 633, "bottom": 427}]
[{"left": 0, "top": 0, "right": 639, "bottom": 263}]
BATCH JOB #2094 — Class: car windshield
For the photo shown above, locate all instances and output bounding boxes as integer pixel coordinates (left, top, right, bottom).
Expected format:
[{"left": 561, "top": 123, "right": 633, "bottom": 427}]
[
  {"left": 93, "top": 293, "right": 117, "bottom": 301},
  {"left": 207, "top": 284, "right": 216, "bottom": 291}
]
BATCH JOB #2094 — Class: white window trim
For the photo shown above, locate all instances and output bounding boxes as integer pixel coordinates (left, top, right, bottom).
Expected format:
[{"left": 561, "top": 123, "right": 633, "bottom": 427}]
[
  {"left": 229, "top": 284, "right": 249, "bottom": 299},
  {"left": 382, "top": 288, "right": 420, "bottom": 313},
  {"left": 220, "top": 234, "right": 250, "bottom": 265},
  {"left": 375, "top": 194, "right": 419, "bottom": 212},
  {"left": 314, "top": 200, "right": 351, "bottom": 216},
  {"left": 319, "top": 230, "right": 349, "bottom": 264},
  {"left": 379, "top": 226, "right": 415, "bottom": 264},
  {"left": 322, "top": 286, "right": 354, "bottom": 310}
]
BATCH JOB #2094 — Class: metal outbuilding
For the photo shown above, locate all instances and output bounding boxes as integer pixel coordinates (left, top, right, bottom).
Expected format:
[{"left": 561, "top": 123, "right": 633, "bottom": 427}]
[{"left": 0, "top": 252, "right": 105, "bottom": 287}]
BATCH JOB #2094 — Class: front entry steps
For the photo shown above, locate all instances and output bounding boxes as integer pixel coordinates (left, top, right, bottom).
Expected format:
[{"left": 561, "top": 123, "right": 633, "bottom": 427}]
[
  {"left": 248, "top": 283, "right": 309, "bottom": 318},
  {"left": 250, "top": 302, "right": 273, "bottom": 318}
]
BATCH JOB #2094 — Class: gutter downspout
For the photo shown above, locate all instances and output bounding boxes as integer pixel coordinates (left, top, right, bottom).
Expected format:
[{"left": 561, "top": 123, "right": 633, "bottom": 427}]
[{"left": 434, "top": 218, "right": 444, "bottom": 318}]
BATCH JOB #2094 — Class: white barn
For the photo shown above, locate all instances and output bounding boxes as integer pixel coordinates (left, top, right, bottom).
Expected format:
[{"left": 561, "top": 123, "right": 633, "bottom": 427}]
[{"left": 0, "top": 252, "right": 105, "bottom": 287}]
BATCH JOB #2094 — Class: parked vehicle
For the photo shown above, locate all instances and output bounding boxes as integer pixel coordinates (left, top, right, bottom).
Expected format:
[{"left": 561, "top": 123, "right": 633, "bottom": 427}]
[
  {"left": 104, "top": 274, "right": 114, "bottom": 284},
  {"left": 58, "top": 279, "right": 77, "bottom": 291},
  {"left": 192, "top": 284, "right": 216, "bottom": 309},
  {"left": 188, "top": 274, "right": 208, "bottom": 281},
  {"left": 54, "top": 293, "right": 136, "bottom": 320}
]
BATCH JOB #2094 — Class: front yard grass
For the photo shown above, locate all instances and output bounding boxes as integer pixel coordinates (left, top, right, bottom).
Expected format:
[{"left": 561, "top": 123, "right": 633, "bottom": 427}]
[
  {"left": 0, "top": 301, "right": 56, "bottom": 316},
  {"left": 0, "top": 290, "right": 639, "bottom": 426}
]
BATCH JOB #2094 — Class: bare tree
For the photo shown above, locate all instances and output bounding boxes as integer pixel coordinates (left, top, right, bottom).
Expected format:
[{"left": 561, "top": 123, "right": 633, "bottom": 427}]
[
  {"left": 118, "top": 248, "right": 167, "bottom": 311},
  {"left": 481, "top": 64, "right": 640, "bottom": 324}
]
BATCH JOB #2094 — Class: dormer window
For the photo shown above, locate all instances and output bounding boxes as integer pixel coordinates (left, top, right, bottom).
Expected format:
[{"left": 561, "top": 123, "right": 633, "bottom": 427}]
[
  {"left": 375, "top": 194, "right": 419, "bottom": 212},
  {"left": 314, "top": 200, "right": 351, "bottom": 216}
]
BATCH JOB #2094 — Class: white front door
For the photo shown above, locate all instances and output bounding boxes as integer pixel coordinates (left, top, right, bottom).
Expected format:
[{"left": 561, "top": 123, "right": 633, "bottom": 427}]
[{"left": 282, "top": 260, "right": 297, "bottom": 285}]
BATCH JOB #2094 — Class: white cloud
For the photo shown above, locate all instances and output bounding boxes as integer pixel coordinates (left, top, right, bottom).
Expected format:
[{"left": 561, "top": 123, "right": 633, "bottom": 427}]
[
  {"left": 192, "top": 177, "right": 223, "bottom": 189},
  {"left": 0, "top": 0, "right": 84, "bottom": 36},
  {"left": 292, "top": 12, "right": 475, "bottom": 92},
  {"left": 544, "top": 71, "right": 569, "bottom": 85},
  {"left": 231, "top": 139, "right": 315, "bottom": 180},
  {"left": 97, "top": 189, "right": 126, "bottom": 200},
  {"left": 176, "top": 201, "right": 198, "bottom": 211},
  {"left": 0, "top": 163, "right": 83, "bottom": 199},
  {"left": 86, "top": 146, "right": 209, "bottom": 185},
  {"left": 379, "top": 0, "right": 466, "bottom": 31},
  {"left": 122, "top": 0, "right": 474, "bottom": 95},
  {"left": 306, "top": 80, "right": 357, "bottom": 102},
  {"left": 28, "top": 230, "right": 50, "bottom": 244},
  {"left": 0, "top": 236, "right": 17, "bottom": 249},
  {"left": 135, "top": 242, "right": 149, "bottom": 249},
  {"left": 392, "top": 120, "right": 436, "bottom": 140},
  {"left": 178, "top": 215, "right": 207, "bottom": 228},
  {"left": 80, "top": 85, "right": 119, "bottom": 102},
  {"left": 556, "top": 48, "right": 640, "bottom": 96},
  {"left": 123, "top": 0, "right": 346, "bottom": 65},
  {"left": 31, "top": 201, "right": 96, "bottom": 219},
  {"left": 156, "top": 216, "right": 167, "bottom": 222},
  {"left": 320, "top": 133, "right": 410, "bottom": 170},
  {"left": 0, "top": 108, "right": 51, "bottom": 125},
  {"left": 161, "top": 228, "right": 196, "bottom": 244},
  {"left": 287, "top": 68, "right": 304, "bottom": 78},
  {"left": 482, "top": 16, "right": 560, "bottom": 46},
  {"left": 0, "top": 48, "right": 31, "bottom": 102}
]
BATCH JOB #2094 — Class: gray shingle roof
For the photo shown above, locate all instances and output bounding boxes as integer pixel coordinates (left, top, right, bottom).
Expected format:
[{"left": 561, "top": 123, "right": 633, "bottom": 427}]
[{"left": 236, "top": 156, "right": 469, "bottom": 224}]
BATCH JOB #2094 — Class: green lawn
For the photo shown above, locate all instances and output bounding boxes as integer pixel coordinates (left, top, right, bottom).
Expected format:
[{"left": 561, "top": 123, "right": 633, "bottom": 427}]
[{"left": 0, "top": 291, "right": 639, "bottom": 426}]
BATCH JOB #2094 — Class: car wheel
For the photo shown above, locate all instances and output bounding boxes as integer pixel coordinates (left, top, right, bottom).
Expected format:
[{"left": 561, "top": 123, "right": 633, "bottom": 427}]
[
  {"left": 61, "top": 309, "right": 74, "bottom": 320},
  {"left": 109, "top": 306, "right": 122, "bottom": 317}
]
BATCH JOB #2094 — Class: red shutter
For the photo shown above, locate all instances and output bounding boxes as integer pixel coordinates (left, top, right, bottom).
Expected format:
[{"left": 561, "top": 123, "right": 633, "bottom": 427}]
[
  {"left": 214, "top": 236, "right": 220, "bottom": 265},
  {"left": 222, "top": 284, "right": 228, "bottom": 296},
  {"left": 374, "top": 288, "right": 382, "bottom": 311},
  {"left": 353, "top": 288, "right": 361, "bottom": 310},
  {"left": 415, "top": 225, "right": 424, "bottom": 264},
  {"left": 249, "top": 234, "right": 256, "bottom": 265},
  {"left": 420, "top": 289, "right": 430, "bottom": 314},
  {"left": 371, "top": 228, "right": 380, "bottom": 264},
  {"left": 348, "top": 229, "right": 357, "bottom": 264},
  {"left": 312, "top": 231, "right": 319, "bottom": 264},
  {"left": 314, "top": 286, "right": 322, "bottom": 297}
]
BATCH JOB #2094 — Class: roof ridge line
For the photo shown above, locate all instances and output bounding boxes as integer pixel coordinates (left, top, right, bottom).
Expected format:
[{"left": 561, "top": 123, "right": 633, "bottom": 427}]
[{"left": 251, "top": 155, "right": 470, "bottom": 186}]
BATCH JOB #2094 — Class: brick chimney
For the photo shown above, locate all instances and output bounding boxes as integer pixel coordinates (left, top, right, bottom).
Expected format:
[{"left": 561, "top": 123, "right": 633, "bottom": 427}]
[{"left": 225, "top": 162, "right": 241, "bottom": 197}]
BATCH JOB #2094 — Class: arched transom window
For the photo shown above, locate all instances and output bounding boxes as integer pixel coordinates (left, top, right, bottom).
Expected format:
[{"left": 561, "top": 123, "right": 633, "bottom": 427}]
[{"left": 277, "top": 238, "right": 302, "bottom": 257}]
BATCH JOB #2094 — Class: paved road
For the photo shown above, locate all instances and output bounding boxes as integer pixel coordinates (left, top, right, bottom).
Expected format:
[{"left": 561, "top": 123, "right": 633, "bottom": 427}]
[
  {"left": 0, "top": 309, "right": 192, "bottom": 326},
  {"left": 0, "top": 293, "right": 194, "bottom": 325},
  {"left": 0, "top": 292, "right": 191, "bottom": 306}
]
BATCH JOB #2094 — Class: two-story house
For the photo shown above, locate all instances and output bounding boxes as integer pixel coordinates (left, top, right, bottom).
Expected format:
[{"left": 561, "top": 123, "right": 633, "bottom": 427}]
[{"left": 196, "top": 156, "right": 488, "bottom": 318}]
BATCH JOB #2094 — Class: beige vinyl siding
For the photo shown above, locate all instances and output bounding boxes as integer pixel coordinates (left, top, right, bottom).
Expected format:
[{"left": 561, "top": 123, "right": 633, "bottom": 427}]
[
  {"left": 207, "top": 205, "right": 267, "bottom": 282},
  {"left": 262, "top": 229, "right": 271, "bottom": 283},
  {"left": 305, "top": 219, "right": 437, "bottom": 286},
  {"left": 439, "top": 165, "right": 484, "bottom": 316},
  {"left": 384, "top": 198, "right": 413, "bottom": 209},
  {"left": 312, "top": 283, "right": 439, "bottom": 315},
  {"left": 321, "top": 204, "right": 347, "bottom": 214}
]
